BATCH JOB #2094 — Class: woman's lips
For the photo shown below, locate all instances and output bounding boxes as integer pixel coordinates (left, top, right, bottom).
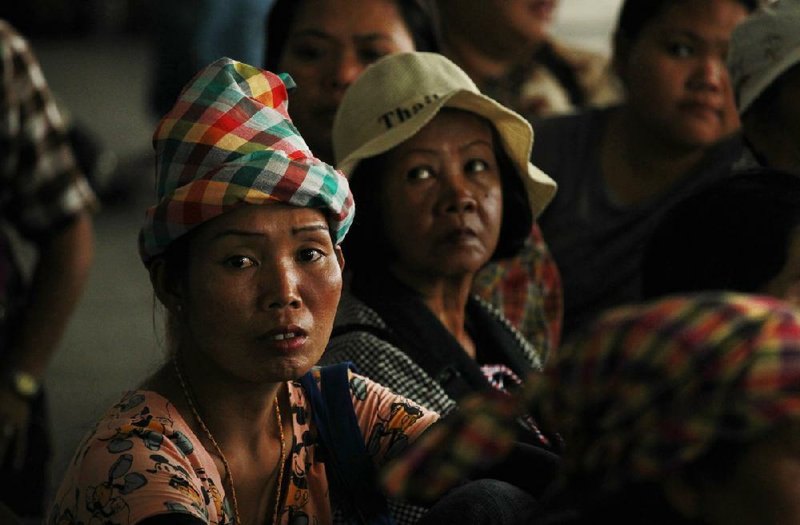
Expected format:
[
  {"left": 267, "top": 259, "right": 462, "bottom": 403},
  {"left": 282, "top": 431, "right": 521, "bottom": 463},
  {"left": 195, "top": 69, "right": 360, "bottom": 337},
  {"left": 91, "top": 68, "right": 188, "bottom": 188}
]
[
  {"left": 679, "top": 100, "right": 722, "bottom": 121},
  {"left": 442, "top": 227, "right": 479, "bottom": 245},
  {"left": 259, "top": 325, "right": 308, "bottom": 351}
]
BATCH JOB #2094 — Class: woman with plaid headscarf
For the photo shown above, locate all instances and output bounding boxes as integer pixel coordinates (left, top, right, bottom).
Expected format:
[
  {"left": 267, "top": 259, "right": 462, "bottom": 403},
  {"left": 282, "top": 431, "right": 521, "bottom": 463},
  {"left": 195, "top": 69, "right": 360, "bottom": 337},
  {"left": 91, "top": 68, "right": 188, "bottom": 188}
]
[
  {"left": 47, "top": 58, "right": 438, "bottom": 525},
  {"left": 383, "top": 292, "right": 800, "bottom": 524}
]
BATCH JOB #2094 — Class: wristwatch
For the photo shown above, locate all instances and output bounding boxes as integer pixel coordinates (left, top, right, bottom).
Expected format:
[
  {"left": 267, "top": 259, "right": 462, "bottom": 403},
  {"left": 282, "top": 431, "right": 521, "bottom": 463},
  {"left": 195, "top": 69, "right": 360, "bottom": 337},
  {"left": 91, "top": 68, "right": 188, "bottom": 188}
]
[{"left": 7, "top": 369, "right": 40, "bottom": 399}]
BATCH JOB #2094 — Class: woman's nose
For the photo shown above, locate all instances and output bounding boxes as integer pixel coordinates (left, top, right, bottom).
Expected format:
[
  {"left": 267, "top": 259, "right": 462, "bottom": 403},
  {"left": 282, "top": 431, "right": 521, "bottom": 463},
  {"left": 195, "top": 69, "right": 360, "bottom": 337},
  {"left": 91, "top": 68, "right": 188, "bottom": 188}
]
[
  {"left": 329, "top": 51, "right": 363, "bottom": 91},
  {"left": 260, "top": 262, "right": 302, "bottom": 310},
  {"left": 688, "top": 55, "right": 725, "bottom": 92},
  {"left": 440, "top": 173, "right": 478, "bottom": 214}
]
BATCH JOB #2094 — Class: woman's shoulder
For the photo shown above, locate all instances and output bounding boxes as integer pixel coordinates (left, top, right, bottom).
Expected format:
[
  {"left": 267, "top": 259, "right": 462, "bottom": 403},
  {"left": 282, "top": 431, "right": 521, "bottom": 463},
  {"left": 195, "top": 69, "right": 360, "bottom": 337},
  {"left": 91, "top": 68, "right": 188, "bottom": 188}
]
[{"left": 48, "top": 390, "right": 227, "bottom": 525}]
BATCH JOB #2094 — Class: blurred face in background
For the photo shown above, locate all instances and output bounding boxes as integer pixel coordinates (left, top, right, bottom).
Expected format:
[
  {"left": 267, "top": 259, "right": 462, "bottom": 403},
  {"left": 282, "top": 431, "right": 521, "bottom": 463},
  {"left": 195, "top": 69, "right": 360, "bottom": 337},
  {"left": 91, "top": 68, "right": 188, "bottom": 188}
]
[
  {"left": 437, "top": 0, "right": 559, "bottom": 55},
  {"left": 615, "top": 0, "right": 748, "bottom": 150},
  {"left": 277, "top": 0, "right": 415, "bottom": 163}
]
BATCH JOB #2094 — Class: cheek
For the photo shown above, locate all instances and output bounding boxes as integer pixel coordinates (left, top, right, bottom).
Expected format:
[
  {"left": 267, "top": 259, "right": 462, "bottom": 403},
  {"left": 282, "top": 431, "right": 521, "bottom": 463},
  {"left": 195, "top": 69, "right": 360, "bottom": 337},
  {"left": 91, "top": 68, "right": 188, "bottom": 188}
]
[
  {"left": 305, "top": 270, "right": 343, "bottom": 331},
  {"left": 381, "top": 186, "right": 430, "bottom": 245},
  {"left": 187, "top": 280, "right": 247, "bottom": 326},
  {"left": 487, "top": 187, "right": 503, "bottom": 228}
]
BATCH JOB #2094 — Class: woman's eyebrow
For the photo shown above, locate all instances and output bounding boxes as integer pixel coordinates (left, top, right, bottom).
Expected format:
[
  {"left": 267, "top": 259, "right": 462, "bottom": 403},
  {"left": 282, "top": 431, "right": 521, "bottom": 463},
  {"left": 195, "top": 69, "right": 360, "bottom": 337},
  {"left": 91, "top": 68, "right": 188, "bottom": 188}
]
[
  {"left": 289, "top": 29, "right": 335, "bottom": 42},
  {"left": 292, "top": 224, "right": 329, "bottom": 235}
]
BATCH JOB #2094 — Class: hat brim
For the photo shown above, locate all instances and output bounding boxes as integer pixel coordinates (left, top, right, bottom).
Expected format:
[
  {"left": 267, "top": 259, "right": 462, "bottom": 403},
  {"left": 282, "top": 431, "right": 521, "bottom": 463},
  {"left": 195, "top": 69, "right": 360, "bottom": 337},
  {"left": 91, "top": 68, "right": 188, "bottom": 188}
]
[
  {"left": 337, "top": 89, "right": 557, "bottom": 218},
  {"left": 739, "top": 46, "right": 800, "bottom": 114}
]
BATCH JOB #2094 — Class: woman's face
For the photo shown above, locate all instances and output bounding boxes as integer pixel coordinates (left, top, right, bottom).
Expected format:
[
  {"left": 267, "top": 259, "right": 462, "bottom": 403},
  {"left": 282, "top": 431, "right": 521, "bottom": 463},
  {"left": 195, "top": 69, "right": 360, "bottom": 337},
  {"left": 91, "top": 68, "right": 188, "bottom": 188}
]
[
  {"left": 616, "top": 0, "right": 748, "bottom": 149},
  {"left": 277, "top": 0, "right": 416, "bottom": 163},
  {"left": 177, "top": 204, "right": 343, "bottom": 382},
  {"left": 439, "top": 0, "right": 557, "bottom": 48},
  {"left": 378, "top": 110, "right": 503, "bottom": 287},
  {"left": 489, "top": 0, "right": 558, "bottom": 44}
]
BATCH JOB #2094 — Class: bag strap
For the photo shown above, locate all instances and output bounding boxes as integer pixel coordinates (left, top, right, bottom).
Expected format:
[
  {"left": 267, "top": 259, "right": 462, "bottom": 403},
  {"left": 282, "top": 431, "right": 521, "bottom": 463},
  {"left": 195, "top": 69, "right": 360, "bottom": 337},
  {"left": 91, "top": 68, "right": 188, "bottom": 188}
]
[{"left": 299, "top": 362, "right": 395, "bottom": 525}]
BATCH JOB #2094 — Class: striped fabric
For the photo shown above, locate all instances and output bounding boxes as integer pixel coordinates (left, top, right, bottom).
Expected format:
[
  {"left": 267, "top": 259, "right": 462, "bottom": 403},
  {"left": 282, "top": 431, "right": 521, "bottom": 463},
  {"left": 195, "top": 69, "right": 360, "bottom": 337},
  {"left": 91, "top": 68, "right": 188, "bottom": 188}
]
[
  {"left": 139, "top": 58, "right": 354, "bottom": 264},
  {"left": 534, "top": 292, "right": 800, "bottom": 493}
]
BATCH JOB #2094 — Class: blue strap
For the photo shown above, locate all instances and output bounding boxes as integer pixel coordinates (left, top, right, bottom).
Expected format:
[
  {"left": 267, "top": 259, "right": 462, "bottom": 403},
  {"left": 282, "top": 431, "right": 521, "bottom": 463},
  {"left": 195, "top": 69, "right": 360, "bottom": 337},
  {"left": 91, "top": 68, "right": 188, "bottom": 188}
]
[{"left": 299, "top": 362, "right": 395, "bottom": 525}]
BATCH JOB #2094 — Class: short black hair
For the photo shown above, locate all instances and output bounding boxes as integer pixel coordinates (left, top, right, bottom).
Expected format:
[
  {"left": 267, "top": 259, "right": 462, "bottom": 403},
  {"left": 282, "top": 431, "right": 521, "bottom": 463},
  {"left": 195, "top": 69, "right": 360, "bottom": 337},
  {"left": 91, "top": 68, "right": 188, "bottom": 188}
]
[
  {"left": 614, "top": 0, "right": 759, "bottom": 46},
  {"left": 264, "top": 0, "right": 438, "bottom": 71},
  {"left": 642, "top": 168, "right": 800, "bottom": 299},
  {"left": 342, "top": 124, "right": 532, "bottom": 275}
]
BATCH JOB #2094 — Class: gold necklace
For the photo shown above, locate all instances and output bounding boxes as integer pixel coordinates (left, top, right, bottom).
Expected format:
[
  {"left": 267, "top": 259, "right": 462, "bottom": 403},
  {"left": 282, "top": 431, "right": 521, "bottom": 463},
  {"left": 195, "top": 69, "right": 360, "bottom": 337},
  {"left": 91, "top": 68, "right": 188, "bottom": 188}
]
[{"left": 172, "top": 355, "right": 287, "bottom": 525}]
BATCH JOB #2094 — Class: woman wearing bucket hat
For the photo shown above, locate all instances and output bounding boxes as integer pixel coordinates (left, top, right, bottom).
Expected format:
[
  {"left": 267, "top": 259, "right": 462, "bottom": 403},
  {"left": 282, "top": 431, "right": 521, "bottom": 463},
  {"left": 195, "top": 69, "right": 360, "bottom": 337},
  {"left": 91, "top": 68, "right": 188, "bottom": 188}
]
[
  {"left": 322, "top": 52, "right": 558, "bottom": 450},
  {"left": 264, "top": 0, "right": 565, "bottom": 360},
  {"left": 383, "top": 292, "right": 800, "bottom": 523},
  {"left": 47, "top": 58, "right": 439, "bottom": 525},
  {"left": 532, "top": 0, "right": 757, "bottom": 338},
  {"left": 728, "top": 0, "right": 800, "bottom": 175}
]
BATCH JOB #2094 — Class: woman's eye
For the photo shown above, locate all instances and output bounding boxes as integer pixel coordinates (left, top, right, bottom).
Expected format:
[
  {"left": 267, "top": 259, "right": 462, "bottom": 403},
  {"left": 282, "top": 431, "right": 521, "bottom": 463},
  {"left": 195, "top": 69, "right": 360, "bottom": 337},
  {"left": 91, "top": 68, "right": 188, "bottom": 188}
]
[
  {"left": 406, "top": 166, "right": 434, "bottom": 181},
  {"left": 465, "top": 158, "right": 490, "bottom": 173},
  {"left": 667, "top": 42, "right": 693, "bottom": 58},
  {"left": 224, "top": 256, "right": 257, "bottom": 269},
  {"left": 358, "top": 47, "right": 388, "bottom": 64},
  {"left": 298, "top": 248, "right": 324, "bottom": 263},
  {"left": 288, "top": 42, "right": 327, "bottom": 62}
]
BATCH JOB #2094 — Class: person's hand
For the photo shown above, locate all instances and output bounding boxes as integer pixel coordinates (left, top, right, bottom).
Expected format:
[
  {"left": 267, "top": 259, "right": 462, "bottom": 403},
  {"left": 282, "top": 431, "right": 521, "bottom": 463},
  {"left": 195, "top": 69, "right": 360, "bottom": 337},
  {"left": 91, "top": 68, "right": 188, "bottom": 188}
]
[{"left": 0, "top": 386, "right": 31, "bottom": 470}]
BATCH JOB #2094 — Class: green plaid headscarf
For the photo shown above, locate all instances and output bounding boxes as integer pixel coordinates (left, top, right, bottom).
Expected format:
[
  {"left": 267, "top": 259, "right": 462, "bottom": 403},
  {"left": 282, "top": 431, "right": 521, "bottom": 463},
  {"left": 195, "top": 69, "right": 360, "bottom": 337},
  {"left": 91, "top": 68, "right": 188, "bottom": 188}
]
[
  {"left": 533, "top": 292, "right": 800, "bottom": 494},
  {"left": 139, "top": 58, "right": 354, "bottom": 265}
]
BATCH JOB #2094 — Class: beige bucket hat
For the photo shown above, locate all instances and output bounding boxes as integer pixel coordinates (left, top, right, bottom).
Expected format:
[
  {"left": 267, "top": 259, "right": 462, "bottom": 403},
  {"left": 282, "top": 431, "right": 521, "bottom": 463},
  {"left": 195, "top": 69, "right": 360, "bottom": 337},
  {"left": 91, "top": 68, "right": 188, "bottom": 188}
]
[
  {"left": 332, "top": 51, "right": 557, "bottom": 218},
  {"left": 728, "top": 0, "right": 800, "bottom": 114}
]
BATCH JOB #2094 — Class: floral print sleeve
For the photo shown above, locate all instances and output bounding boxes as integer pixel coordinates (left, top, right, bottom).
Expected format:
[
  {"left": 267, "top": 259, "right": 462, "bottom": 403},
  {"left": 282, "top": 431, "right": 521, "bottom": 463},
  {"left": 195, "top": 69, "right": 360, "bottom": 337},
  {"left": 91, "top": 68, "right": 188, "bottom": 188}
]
[
  {"left": 48, "top": 391, "right": 233, "bottom": 525},
  {"left": 347, "top": 371, "right": 439, "bottom": 465}
]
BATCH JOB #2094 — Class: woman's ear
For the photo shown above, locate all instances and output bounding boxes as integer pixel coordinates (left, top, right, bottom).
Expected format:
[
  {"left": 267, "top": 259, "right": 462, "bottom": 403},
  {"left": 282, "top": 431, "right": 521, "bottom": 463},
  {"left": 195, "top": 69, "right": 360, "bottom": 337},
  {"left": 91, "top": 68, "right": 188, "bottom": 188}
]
[
  {"left": 335, "top": 245, "right": 345, "bottom": 272},
  {"left": 149, "top": 258, "right": 184, "bottom": 315}
]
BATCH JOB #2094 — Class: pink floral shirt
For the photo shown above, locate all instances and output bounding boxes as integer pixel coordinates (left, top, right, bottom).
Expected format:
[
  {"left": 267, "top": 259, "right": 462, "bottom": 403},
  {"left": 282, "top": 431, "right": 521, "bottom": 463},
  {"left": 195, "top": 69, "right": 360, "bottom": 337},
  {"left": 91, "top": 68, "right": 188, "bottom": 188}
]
[{"left": 48, "top": 370, "right": 438, "bottom": 525}]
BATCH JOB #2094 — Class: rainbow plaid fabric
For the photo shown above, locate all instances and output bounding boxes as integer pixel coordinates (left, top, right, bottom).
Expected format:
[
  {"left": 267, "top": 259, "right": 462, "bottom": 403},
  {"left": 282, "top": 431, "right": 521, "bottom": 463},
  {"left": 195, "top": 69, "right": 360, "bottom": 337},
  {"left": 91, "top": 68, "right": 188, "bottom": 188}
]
[
  {"left": 382, "top": 292, "right": 800, "bottom": 502},
  {"left": 139, "top": 58, "right": 354, "bottom": 264},
  {"left": 534, "top": 292, "right": 800, "bottom": 494}
]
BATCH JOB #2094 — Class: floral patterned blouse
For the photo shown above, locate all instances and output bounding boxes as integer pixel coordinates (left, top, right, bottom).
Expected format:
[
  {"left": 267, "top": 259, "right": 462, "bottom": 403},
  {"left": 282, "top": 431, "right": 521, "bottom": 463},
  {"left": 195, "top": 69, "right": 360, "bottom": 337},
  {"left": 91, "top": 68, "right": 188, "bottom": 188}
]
[{"left": 48, "top": 369, "right": 438, "bottom": 525}]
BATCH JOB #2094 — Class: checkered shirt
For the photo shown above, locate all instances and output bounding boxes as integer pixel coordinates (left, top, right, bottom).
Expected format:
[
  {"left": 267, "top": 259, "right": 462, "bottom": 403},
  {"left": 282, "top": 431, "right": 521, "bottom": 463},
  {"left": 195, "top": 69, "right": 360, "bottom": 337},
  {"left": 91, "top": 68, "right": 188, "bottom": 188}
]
[
  {"left": 0, "top": 19, "right": 96, "bottom": 315},
  {"left": 0, "top": 20, "right": 96, "bottom": 238}
]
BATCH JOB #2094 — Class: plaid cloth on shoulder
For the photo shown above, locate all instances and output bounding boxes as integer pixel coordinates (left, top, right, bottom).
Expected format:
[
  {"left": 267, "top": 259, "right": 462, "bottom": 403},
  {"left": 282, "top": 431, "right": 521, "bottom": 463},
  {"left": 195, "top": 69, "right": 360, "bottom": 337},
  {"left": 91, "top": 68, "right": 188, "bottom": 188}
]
[
  {"left": 474, "top": 222, "right": 563, "bottom": 359},
  {"left": 382, "top": 293, "right": 800, "bottom": 503}
]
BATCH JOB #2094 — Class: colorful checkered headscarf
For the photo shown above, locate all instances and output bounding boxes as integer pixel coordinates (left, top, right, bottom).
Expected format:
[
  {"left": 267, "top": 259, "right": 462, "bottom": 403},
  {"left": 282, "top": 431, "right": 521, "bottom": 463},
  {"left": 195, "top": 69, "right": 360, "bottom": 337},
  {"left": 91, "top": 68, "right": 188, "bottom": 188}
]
[
  {"left": 532, "top": 292, "right": 800, "bottom": 494},
  {"left": 139, "top": 58, "right": 354, "bottom": 265}
]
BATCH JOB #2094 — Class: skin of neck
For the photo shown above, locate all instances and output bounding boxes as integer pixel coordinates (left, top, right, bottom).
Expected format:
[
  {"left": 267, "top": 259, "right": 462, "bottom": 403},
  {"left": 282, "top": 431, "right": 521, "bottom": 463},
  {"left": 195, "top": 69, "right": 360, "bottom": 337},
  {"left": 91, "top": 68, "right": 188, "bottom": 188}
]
[
  {"left": 148, "top": 344, "right": 285, "bottom": 453},
  {"left": 389, "top": 263, "right": 476, "bottom": 351}
]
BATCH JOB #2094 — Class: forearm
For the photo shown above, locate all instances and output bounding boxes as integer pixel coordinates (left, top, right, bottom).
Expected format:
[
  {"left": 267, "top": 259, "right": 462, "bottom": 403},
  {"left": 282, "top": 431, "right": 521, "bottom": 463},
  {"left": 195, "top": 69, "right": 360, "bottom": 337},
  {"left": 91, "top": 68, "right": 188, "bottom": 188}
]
[{"left": 3, "top": 212, "right": 94, "bottom": 378}]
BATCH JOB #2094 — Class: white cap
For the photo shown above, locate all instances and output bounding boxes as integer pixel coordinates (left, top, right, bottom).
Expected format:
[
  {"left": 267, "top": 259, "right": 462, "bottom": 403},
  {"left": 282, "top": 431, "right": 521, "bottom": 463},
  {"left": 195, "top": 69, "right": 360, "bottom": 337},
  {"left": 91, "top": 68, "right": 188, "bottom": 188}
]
[{"left": 728, "top": 0, "right": 800, "bottom": 114}]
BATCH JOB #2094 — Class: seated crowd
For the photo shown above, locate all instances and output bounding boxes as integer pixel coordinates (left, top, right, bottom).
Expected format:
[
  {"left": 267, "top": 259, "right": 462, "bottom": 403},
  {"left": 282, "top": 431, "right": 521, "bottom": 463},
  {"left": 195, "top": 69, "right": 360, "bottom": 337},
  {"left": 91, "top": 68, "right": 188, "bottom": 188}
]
[{"left": 1, "top": 0, "right": 800, "bottom": 524}]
